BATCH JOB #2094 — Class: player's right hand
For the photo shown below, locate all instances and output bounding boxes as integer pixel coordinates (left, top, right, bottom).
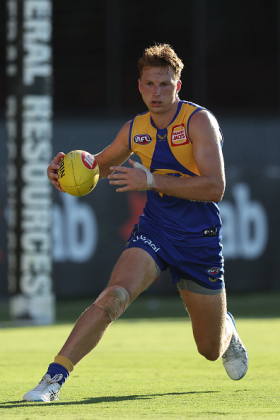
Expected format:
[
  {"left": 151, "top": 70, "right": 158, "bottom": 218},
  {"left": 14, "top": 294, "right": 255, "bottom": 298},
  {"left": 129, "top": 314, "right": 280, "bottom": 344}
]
[{"left": 47, "top": 151, "right": 65, "bottom": 192}]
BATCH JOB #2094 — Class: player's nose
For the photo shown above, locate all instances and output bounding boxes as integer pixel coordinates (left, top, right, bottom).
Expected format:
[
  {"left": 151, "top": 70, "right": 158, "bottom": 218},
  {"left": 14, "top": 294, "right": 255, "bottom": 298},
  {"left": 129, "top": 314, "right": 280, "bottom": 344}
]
[{"left": 153, "top": 85, "right": 161, "bottom": 96}]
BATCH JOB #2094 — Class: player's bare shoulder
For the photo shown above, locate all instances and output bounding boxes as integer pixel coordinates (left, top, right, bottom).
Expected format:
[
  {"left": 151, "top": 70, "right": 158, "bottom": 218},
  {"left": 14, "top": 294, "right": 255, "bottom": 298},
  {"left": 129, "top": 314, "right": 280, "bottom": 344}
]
[
  {"left": 116, "top": 120, "right": 131, "bottom": 145},
  {"left": 188, "top": 109, "right": 222, "bottom": 145}
]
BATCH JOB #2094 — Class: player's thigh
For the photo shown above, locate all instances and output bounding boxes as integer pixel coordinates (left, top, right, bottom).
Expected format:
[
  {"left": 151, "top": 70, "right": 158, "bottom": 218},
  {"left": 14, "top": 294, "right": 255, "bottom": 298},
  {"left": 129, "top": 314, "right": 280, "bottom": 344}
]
[
  {"left": 108, "top": 247, "right": 158, "bottom": 301},
  {"left": 180, "top": 288, "right": 227, "bottom": 347}
]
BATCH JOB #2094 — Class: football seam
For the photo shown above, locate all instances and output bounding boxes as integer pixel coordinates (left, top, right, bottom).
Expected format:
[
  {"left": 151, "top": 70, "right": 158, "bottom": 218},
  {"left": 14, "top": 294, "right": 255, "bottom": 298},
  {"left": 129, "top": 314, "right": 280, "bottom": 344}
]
[
  {"left": 60, "top": 176, "right": 97, "bottom": 188},
  {"left": 71, "top": 158, "right": 83, "bottom": 197}
]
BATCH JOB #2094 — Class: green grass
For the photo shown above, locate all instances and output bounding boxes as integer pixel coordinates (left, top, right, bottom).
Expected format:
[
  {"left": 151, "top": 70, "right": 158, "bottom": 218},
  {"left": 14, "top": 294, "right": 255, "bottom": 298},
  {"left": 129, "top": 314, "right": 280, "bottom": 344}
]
[{"left": 0, "top": 295, "right": 280, "bottom": 419}]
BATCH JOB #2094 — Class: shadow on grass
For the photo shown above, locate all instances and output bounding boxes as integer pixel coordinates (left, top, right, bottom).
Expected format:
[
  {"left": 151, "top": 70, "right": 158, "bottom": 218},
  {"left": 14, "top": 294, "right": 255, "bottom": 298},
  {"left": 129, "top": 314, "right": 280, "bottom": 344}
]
[{"left": 0, "top": 390, "right": 220, "bottom": 408}]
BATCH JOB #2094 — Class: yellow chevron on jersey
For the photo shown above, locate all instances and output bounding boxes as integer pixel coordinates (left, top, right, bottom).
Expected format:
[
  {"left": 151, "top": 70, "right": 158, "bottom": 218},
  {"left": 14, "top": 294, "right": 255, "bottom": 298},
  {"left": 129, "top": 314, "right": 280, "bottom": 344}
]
[{"left": 129, "top": 101, "right": 202, "bottom": 177}]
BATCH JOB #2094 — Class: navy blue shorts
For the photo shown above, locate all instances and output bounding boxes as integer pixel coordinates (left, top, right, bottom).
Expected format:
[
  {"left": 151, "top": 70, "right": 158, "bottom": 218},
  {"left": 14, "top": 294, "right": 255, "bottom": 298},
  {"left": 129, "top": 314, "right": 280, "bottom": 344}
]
[{"left": 125, "top": 223, "right": 225, "bottom": 291}]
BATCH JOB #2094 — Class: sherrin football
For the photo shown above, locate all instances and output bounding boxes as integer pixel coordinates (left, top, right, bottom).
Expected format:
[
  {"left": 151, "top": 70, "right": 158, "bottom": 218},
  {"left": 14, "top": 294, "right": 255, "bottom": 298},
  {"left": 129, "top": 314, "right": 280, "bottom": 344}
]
[{"left": 58, "top": 150, "right": 99, "bottom": 196}]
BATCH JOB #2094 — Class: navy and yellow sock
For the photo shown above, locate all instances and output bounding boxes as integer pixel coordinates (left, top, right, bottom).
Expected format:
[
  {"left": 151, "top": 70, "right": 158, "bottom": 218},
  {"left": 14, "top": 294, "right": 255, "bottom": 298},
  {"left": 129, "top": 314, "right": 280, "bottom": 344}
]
[
  {"left": 46, "top": 356, "right": 74, "bottom": 386},
  {"left": 54, "top": 355, "right": 74, "bottom": 373}
]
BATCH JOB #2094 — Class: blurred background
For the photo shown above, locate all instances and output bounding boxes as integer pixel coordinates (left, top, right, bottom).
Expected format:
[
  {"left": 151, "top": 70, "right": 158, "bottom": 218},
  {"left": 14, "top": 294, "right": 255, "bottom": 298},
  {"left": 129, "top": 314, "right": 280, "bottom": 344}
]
[{"left": 0, "top": 0, "right": 280, "bottom": 317}]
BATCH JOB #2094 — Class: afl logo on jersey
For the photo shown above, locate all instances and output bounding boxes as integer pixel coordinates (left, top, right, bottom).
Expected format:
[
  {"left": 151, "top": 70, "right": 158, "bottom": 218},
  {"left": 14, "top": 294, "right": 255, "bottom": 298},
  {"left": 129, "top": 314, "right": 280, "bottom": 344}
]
[
  {"left": 134, "top": 134, "right": 152, "bottom": 145},
  {"left": 171, "top": 124, "right": 189, "bottom": 146}
]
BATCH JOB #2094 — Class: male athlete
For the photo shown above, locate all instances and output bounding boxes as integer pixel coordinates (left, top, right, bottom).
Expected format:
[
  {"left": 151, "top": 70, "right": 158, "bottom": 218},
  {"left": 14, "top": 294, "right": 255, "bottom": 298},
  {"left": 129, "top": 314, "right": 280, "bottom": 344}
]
[{"left": 24, "top": 44, "right": 248, "bottom": 402}]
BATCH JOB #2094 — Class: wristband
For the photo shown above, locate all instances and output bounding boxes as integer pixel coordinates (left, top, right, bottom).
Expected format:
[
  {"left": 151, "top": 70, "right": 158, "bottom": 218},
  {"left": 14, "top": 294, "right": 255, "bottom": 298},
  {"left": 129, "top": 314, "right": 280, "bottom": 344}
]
[{"left": 133, "top": 162, "right": 156, "bottom": 190}]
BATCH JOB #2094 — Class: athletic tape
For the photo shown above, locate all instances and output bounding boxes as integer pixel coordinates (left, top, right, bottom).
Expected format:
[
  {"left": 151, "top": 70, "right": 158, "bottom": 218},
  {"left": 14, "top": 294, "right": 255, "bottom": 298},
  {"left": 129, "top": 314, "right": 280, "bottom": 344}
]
[
  {"left": 133, "top": 162, "right": 156, "bottom": 190},
  {"left": 94, "top": 285, "right": 130, "bottom": 322}
]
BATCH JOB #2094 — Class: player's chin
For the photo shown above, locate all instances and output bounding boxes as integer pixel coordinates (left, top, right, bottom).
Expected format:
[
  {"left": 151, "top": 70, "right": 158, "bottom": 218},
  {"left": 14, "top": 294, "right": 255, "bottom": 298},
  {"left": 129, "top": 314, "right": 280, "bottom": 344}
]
[{"left": 150, "top": 103, "right": 164, "bottom": 112}]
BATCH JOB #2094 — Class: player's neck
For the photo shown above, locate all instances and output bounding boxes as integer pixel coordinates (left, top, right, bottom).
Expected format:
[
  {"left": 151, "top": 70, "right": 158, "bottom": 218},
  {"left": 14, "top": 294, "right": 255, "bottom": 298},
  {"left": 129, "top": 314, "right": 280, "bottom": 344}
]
[{"left": 150, "top": 99, "right": 179, "bottom": 129}]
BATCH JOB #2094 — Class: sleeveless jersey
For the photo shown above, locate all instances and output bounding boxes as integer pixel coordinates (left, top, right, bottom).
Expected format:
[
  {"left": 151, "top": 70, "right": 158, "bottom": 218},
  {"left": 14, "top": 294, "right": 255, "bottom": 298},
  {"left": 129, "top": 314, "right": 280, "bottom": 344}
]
[{"left": 128, "top": 100, "right": 223, "bottom": 245}]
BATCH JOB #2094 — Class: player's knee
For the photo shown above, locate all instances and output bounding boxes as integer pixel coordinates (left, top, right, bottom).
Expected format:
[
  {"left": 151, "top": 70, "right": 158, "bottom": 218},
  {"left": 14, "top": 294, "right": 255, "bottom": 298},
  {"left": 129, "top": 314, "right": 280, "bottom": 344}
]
[
  {"left": 94, "top": 285, "right": 130, "bottom": 322},
  {"left": 197, "top": 341, "right": 221, "bottom": 361}
]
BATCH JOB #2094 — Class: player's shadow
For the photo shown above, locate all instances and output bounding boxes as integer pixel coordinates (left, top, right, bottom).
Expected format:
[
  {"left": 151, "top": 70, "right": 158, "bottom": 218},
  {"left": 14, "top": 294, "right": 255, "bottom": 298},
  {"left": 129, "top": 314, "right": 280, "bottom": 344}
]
[{"left": 0, "top": 390, "right": 220, "bottom": 408}]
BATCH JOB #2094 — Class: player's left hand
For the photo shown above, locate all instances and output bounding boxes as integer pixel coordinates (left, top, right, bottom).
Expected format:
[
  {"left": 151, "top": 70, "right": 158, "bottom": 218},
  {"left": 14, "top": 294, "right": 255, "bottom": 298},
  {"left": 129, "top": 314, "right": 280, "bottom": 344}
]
[{"left": 108, "top": 158, "right": 148, "bottom": 192}]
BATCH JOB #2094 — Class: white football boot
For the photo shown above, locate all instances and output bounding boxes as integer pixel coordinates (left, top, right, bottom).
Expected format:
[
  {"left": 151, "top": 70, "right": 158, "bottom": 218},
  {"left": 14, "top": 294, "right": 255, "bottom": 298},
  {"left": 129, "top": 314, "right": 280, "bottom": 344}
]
[
  {"left": 23, "top": 374, "right": 62, "bottom": 402},
  {"left": 222, "top": 312, "right": 249, "bottom": 380}
]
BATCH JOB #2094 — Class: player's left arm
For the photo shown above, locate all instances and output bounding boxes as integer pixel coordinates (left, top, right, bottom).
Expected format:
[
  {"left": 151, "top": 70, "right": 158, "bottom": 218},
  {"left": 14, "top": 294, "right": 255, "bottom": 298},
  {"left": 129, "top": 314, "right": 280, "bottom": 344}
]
[{"left": 108, "top": 110, "right": 225, "bottom": 202}]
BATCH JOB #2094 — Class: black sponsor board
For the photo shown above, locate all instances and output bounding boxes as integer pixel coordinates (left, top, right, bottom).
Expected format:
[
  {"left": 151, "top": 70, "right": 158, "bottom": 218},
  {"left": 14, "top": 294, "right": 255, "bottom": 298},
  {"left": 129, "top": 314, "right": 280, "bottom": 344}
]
[{"left": 5, "top": 0, "right": 54, "bottom": 322}]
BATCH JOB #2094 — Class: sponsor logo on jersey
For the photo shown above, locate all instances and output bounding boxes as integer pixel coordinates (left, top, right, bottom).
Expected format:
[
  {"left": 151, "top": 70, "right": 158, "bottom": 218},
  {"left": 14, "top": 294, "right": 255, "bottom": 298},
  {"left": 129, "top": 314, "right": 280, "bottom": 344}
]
[
  {"left": 81, "top": 151, "right": 97, "bottom": 170},
  {"left": 134, "top": 134, "right": 152, "bottom": 145},
  {"left": 171, "top": 124, "right": 189, "bottom": 146},
  {"left": 203, "top": 227, "right": 218, "bottom": 237},
  {"left": 132, "top": 234, "right": 160, "bottom": 252},
  {"left": 206, "top": 267, "right": 221, "bottom": 275}
]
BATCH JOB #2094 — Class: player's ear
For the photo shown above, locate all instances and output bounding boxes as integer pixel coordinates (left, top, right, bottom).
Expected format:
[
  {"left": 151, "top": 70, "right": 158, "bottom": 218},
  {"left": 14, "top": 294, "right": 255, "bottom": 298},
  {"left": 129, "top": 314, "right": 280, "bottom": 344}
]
[
  {"left": 176, "top": 80, "right": 182, "bottom": 93},
  {"left": 138, "top": 79, "right": 142, "bottom": 93}
]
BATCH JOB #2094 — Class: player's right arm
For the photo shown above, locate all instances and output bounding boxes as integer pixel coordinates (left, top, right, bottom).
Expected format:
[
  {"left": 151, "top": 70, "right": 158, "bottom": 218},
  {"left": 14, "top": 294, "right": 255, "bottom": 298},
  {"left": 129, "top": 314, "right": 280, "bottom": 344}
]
[
  {"left": 46, "top": 121, "right": 132, "bottom": 191},
  {"left": 94, "top": 121, "right": 132, "bottom": 179}
]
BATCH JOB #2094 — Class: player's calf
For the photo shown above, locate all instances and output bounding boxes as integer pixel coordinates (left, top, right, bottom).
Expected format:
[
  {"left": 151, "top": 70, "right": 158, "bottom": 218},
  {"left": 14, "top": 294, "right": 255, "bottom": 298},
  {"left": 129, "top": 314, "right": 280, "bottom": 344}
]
[{"left": 196, "top": 339, "right": 224, "bottom": 361}]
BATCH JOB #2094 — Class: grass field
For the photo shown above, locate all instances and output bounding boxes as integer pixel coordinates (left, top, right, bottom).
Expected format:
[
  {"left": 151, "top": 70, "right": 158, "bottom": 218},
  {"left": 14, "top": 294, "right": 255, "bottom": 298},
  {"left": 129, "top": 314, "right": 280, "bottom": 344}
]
[{"left": 0, "top": 294, "right": 280, "bottom": 419}]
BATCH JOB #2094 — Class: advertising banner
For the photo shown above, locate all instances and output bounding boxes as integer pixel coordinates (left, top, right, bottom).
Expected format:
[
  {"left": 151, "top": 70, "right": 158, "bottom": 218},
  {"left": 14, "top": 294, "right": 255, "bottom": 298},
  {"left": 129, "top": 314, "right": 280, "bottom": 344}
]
[{"left": 6, "top": 0, "right": 54, "bottom": 323}]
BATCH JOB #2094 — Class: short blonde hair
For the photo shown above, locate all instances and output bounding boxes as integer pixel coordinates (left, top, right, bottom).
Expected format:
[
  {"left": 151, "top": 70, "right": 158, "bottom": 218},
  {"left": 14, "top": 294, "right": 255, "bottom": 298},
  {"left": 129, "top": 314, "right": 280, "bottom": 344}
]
[{"left": 138, "top": 43, "right": 184, "bottom": 80}]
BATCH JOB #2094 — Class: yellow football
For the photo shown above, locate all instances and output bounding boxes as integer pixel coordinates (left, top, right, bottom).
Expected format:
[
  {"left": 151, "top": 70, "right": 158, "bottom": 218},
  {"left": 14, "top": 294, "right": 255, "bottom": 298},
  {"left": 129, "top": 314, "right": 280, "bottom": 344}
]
[{"left": 58, "top": 150, "right": 99, "bottom": 196}]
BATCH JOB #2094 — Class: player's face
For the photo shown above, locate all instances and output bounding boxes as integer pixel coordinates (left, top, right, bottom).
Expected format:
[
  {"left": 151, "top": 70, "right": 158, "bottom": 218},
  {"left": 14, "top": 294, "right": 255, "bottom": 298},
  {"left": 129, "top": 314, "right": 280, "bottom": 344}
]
[{"left": 138, "top": 67, "right": 181, "bottom": 115}]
